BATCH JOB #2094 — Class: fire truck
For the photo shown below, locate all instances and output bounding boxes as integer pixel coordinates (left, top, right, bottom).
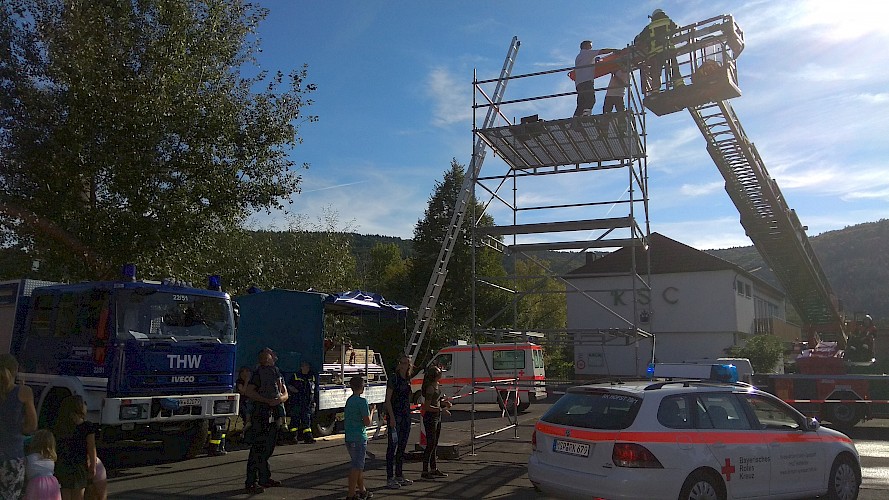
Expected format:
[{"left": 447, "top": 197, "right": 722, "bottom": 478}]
[
  {"left": 0, "top": 266, "right": 239, "bottom": 458},
  {"left": 626, "top": 14, "right": 887, "bottom": 429}
]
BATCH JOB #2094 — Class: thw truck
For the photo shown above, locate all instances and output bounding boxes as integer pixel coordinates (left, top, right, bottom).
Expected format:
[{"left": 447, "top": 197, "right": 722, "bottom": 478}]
[
  {"left": 0, "top": 269, "right": 239, "bottom": 458},
  {"left": 235, "top": 289, "right": 396, "bottom": 436}
]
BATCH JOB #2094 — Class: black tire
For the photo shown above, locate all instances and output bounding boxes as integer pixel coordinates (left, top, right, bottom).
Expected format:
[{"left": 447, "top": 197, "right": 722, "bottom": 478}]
[
  {"left": 313, "top": 411, "right": 337, "bottom": 437},
  {"left": 679, "top": 470, "right": 725, "bottom": 500},
  {"left": 411, "top": 390, "right": 423, "bottom": 405},
  {"left": 517, "top": 400, "right": 531, "bottom": 412},
  {"left": 185, "top": 419, "right": 210, "bottom": 459},
  {"left": 38, "top": 388, "right": 70, "bottom": 429},
  {"left": 827, "top": 454, "right": 860, "bottom": 500},
  {"left": 828, "top": 403, "right": 863, "bottom": 430}
]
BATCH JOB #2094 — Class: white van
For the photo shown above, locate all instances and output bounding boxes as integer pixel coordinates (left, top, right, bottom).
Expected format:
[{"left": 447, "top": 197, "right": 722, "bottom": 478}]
[{"left": 411, "top": 342, "right": 547, "bottom": 411}]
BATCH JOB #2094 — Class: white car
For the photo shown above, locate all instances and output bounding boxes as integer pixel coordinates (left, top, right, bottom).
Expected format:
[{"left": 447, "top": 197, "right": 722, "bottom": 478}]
[{"left": 528, "top": 379, "right": 861, "bottom": 499}]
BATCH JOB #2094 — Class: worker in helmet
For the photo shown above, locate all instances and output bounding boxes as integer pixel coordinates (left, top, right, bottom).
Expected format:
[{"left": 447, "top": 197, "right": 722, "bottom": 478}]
[{"left": 634, "top": 9, "right": 680, "bottom": 94}]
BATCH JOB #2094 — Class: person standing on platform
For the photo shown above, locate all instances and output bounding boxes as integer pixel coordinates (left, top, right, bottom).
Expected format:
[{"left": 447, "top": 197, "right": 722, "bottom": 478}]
[
  {"left": 603, "top": 68, "right": 629, "bottom": 113},
  {"left": 573, "top": 40, "right": 617, "bottom": 117},
  {"left": 634, "top": 9, "right": 680, "bottom": 94}
]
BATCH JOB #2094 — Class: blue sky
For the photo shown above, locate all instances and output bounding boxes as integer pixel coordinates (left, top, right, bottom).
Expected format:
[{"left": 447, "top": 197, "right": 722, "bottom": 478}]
[{"left": 247, "top": 0, "right": 889, "bottom": 250}]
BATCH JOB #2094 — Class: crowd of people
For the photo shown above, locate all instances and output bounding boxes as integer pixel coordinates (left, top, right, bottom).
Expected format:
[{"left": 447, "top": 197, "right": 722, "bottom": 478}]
[{"left": 1, "top": 354, "right": 107, "bottom": 500}]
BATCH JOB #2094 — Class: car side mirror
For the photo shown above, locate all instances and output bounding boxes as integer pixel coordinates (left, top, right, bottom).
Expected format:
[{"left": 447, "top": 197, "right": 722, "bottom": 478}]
[{"left": 806, "top": 417, "right": 820, "bottom": 431}]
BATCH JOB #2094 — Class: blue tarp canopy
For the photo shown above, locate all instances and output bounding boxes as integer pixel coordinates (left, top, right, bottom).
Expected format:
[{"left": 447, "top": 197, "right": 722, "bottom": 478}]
[{"left": 323, "top": 290, "right": 409, "bottom": 318}]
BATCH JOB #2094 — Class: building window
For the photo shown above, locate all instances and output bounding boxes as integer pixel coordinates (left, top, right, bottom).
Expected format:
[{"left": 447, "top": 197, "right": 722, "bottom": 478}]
[
  {"left": 737, "top": 280, "right": 744, "bottom": 295},
  {"left": 744, "top": 283, "right": 752, "bottom": 298}
]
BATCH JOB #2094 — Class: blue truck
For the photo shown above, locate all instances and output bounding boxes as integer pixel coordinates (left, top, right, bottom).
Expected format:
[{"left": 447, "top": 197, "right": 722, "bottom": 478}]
[
  {"left": 0, "top": 267, "right": 239, "bottom": 459},
  {"left": 235, "top": 289, "right": 401, "bottom": 436}
]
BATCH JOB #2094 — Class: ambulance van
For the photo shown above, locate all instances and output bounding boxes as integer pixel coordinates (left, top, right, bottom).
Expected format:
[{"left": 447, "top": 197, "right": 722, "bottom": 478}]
[{"left": 411, "top": 342, "right": 547, "bottom": 411}]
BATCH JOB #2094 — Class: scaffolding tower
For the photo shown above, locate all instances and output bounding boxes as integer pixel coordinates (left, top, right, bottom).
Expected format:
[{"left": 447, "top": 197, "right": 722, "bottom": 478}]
[{"left": 471, "top": 50, "right": 653, "bottom": 376}]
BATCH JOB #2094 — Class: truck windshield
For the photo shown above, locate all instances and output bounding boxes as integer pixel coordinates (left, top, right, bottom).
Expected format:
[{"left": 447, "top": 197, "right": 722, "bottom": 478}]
[{"left": 115, "top": 289, "right": 235, "bottom": 343}]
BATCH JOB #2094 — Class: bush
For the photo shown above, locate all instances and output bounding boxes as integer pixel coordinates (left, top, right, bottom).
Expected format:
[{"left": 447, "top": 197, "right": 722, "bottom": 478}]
[{"left": 728, "top": 334, "right": 785, "bottom": 373}]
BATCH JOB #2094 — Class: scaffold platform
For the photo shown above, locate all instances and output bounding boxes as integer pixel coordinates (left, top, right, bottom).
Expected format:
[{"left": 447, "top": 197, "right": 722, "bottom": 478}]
[{"left": 476, "top": 111, "right": 641, "bottom": 170}]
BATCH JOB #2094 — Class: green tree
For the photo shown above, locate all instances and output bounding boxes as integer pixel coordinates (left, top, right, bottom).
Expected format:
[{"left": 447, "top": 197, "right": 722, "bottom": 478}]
[
  {"left": 408, "top": 159, "right": 510, "bottom": 359},
  {"left": 0, "top": 0, "right": 316, "bottom": 280},
  {"left": 728, "top": 334, "right": 785, "bottom": 374}
]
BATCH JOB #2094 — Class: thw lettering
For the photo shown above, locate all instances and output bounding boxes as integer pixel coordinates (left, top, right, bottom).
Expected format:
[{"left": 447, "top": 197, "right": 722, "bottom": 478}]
[{"left": 167, "top": 354, "right": 202, "bottom": 369}]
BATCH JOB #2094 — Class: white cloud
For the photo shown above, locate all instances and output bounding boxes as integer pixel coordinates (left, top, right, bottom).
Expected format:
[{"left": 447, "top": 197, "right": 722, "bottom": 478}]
[
  {"left": 427, "top": 66, "right": 471, "bottom": 127},
  {"left": 680, "top": 181, "right": 723, "bottom": 197}
]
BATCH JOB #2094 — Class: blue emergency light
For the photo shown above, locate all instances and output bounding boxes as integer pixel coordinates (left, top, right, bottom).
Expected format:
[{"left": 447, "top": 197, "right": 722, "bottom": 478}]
[
  {"left": 653, "top": 363, "right": 739, "bottom": 383},
  {"left": 122, "top": 263, "right": 137, "bottom": 281},
  {"left": 208, "top": 275, "right": 222, "bottom": 291}
]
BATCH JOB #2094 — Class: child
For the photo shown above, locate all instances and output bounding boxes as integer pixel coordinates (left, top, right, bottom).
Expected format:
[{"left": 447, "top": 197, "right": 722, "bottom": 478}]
[
  {"left": 24, "top": 429, "right": 61, "bottom": 500},
  {"left": 344, "top": 375, "right": 374, "bottom": 500},
  {"left": 52, "top": 395, "right": 97, "bottom": 500},
  {"left": 420, "top": 366, "right": 451, "bottom": 480}
]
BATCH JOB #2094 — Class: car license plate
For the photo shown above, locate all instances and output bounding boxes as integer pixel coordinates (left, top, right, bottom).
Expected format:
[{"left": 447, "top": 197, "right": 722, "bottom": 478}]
[
  {"left": 178, "top": 398, "right": 201, "bottom": 406},
  {"left": 553, "top": 439, "right": 590, "bottom": 457}
]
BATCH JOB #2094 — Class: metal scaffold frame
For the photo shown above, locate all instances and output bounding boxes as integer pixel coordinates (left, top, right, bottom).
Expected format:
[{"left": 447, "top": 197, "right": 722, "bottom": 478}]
[{"left": 463, "top": 42, "right": 654, "bottom": 448}]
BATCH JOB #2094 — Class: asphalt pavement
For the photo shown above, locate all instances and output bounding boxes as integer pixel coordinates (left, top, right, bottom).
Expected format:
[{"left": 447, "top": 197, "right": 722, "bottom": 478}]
[{"left": 104, "top": 398, "right": 889, "bottom": 499}]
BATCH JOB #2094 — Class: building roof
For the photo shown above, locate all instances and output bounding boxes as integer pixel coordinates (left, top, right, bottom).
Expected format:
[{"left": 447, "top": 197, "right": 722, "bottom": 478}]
[{"left": 566, "top": 233, "right": 784, "bottom": 297}]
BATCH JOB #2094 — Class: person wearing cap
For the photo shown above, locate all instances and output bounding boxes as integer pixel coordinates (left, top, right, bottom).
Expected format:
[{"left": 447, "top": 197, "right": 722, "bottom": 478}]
[
  {"left": 572, "top": 40, "right": 617, "bottom": 117},
  {"left": 634, "top": 8, "right": 680, "bottom": 94}
]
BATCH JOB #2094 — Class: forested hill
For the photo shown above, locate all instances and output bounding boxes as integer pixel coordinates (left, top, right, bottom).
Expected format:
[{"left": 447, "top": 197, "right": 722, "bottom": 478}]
[
  {"left": 707, "top": 219, "right": 889, "bottom": 324},
  {"left": 351, "top": 220, "right": 889, "bottom": 324}
]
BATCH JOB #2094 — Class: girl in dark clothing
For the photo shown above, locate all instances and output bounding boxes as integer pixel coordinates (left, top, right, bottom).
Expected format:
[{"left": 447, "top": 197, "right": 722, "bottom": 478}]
[
  {"left": 420, "top": 366, "right": 451, "bottom": 479},
  {"left": 52, "top": 395, "right": 97, "bottom": 500}
]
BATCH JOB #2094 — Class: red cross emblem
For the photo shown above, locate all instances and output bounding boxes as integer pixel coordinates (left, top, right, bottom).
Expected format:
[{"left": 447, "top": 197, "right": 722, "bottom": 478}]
[
  {"left": 721, "top": 458, "right": 736, "bottom": 481},
  {"left": 518, "top": 369, "right": 525, "bottom": 377}
]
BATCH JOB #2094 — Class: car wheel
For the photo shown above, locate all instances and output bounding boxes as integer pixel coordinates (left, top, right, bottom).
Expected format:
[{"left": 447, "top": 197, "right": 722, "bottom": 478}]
[
  {"left": 679, "top": 470, "right": 725, "bottom": 500},
  {"left": 827, "top": 455, "right": 859, "bottom": 500}
]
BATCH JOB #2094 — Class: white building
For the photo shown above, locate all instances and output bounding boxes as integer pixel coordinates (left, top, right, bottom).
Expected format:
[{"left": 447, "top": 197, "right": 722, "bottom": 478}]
[{"left": 565, "top": 233, "right": 789, "bottom": 377}]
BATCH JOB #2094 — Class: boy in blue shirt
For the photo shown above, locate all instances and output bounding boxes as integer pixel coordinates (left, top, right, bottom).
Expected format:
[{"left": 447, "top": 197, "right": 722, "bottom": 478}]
[{"left": 344, "top": 375, "right": 375, "bottom": 500}]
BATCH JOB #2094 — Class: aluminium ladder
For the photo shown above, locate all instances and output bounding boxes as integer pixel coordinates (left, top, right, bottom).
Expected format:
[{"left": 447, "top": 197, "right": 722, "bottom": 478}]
[{"left": 405, "top": 36, "right": 520, "bottom": 362}]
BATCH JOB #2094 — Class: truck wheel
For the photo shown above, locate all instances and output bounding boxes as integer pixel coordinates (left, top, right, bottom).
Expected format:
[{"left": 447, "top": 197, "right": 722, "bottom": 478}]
[
  {"left": 184, "top": 419, "right": 210, "bottom": 459},
  {"left": 828, "top": 404, "right": 863, "bottom": 430},
  {"left": 411, "top": 390, "right": 423, "bottom": 405},
  {"left": 827, "top": 454, "right": 859, "bottom": 500},
  {"left": 517, "top": 401, "right": 531, "bottom": 412},
  {"left": 313, "top": 412, "right": 337, "bottom": 437},
  {"left": 162, "top": 419, "right": 209, "bottom": 460}
]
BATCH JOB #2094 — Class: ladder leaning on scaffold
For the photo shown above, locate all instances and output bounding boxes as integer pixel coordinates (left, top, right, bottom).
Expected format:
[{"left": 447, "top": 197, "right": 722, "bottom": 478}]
[{"left": 404, "top": 36, "right": 521, "bottom": 363}]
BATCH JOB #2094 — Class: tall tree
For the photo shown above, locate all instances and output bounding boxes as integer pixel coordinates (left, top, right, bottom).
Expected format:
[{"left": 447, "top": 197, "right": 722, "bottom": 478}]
[
  {"left": 0, "top": 0, "right": 316, "bottom": 280},
  {"left": 408, "top": 159, "right": 510, "bottom": 357}
]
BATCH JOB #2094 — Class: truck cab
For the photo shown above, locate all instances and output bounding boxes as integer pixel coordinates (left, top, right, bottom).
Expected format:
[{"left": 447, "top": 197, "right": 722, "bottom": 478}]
[{"left": 1, "top": 273, "right": 239, "bottom": 459}]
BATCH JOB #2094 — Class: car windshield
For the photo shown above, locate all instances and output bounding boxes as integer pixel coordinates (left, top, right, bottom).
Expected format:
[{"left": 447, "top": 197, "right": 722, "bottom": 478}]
[
  {"left": 542, "top": 391, "right": 641, "bottom": 430},
  {"left": 115, "top": 288, "right": 235, "bottom": 343}
]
